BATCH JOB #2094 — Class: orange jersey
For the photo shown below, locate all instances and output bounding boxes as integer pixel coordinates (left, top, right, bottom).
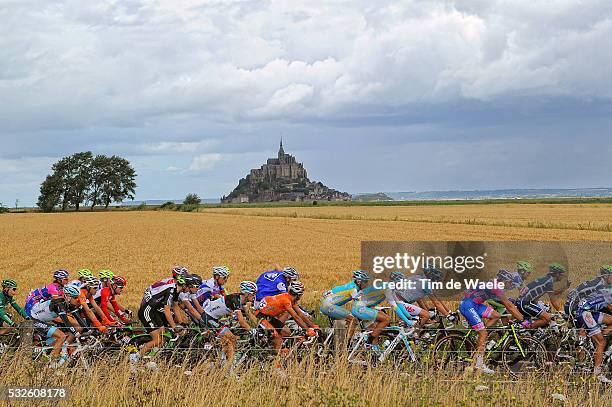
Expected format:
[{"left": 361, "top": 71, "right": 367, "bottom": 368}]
[
  {"left": 256, "top": 292, "right": 293, "bottom": 317},
  {"left": 78, "top": 288, "right": 90, "bottom": 307}
]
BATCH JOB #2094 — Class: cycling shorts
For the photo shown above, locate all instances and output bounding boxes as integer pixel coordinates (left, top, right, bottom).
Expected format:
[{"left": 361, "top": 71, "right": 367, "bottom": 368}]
[
  {"left": 138, "top": 304, "right": 167, "bottom": 334},
  {"left": 351, "top": 301, "right": 378, "bottom": 321},
  {"left": 516, "top": 300, "right": 545, "bottom": 318},
  {"left": 580, "top": 311, "right": 604, "bottom": 337},
  {"left": 320, "top": 297, "right": 350, "bottom": 320},
  {"left": 459, "top": 298, "right": 493, "bottom": 331}
]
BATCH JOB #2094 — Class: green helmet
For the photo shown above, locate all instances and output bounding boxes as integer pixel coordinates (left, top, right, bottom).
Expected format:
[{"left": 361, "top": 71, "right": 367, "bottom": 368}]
[
  {"left": 2, "top": 279, "right": 17, "bottom": 289},
  {"left": 175, "top": 274, "right": 186, "bottom": 285},
  {"left": 548, "top": 263, "right": 567, "bottom": 275},
  {"left": 600, "top": 265, "right": 612, "bottom": 276},
  {"left": 98, "top": 269, "right": 114, "bottom": 280},
  {"left": 516, "top": 261, "right": 533, "bottom": 273},
  {"left": 78, "top": 268, "right": 93, "bottom": 278}
]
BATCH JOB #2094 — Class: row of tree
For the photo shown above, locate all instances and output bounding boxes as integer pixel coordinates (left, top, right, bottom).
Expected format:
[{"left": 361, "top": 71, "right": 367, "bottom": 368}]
[{"left": 37, "top": 152, "right": 137, "bottom": 212}]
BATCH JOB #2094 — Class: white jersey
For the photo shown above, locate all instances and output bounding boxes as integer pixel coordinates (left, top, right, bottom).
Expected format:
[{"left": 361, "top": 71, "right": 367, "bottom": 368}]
[
  {"left": 202, "top": 297, "right": 230, "bottom": 320},
  {"left": 178, "top": 291, "right": 197, "bottom": 303},
  {"left": 30, "top": 300, "right": 57, "bottom": 322}
]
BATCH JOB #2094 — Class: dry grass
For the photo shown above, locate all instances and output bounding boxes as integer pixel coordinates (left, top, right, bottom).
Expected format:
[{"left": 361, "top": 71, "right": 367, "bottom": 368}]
[{"left": 0, "top": 205, "right": 611, "bottom": 405}]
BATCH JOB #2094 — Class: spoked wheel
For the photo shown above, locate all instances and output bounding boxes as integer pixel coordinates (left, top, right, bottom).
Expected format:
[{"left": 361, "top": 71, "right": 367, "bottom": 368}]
[
  {"left": 501, "top": 335, "right": 549, "bottom": 376},
  {"left": 432, "top": 334, "right": 475, "bottom": 372}
]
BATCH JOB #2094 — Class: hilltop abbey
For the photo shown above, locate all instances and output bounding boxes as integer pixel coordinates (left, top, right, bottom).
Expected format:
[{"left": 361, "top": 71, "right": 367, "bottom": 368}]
[{"left": 221, "top": 140, "right": 351, "bottom": 203}]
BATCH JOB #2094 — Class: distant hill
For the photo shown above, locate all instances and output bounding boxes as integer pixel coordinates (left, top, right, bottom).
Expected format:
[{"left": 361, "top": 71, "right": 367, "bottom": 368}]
[
  {"left": 380, "top": 188, "right": 612, "bottom": 201},
  {"left": 353, "top": 192, "right": 393, "bottom": 202}
]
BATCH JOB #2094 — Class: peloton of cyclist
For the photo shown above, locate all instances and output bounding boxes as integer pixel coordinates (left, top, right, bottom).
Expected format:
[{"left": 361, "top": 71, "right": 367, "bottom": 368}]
[{"left": 0, "top": 279, "right": 28, "bottom": 335}]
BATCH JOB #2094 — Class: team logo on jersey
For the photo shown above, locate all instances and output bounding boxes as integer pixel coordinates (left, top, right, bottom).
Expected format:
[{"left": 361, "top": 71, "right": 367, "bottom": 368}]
[{"left": 264, "top": 272, "right": 280, "bottom": 282}]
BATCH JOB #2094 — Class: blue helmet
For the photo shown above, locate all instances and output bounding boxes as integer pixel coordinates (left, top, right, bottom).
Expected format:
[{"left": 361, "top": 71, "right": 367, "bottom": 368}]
[
  {"left": 390, "top": 271, "right": 406, "bottom": 282},
  {"left": 239, "top": 281, "right": 257, "bottom": 294},
  {"left": 63, "top": 285, "right": 80, "bottom": 298},
  {"left": 497, "top": 269, "right": 522, "bottom": 289},
  {"left": 423, "top": 266, "right": 443, "bottom": 282}
]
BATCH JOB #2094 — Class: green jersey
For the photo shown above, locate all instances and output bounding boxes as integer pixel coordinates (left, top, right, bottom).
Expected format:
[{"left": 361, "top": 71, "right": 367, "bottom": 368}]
[{"left": 0, "top": 291, "right": 27, "bottom": 326}]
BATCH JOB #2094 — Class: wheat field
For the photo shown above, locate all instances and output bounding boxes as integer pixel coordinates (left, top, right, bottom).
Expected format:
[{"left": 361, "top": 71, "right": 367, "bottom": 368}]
[{"left": 1, "top": 204, "right": 611, "bottom": 406}]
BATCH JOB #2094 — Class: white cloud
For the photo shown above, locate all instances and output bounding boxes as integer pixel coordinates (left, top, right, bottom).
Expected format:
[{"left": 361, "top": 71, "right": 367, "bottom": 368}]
[{"left": 188, "top": 153, "right": 222, "bottom": 172}]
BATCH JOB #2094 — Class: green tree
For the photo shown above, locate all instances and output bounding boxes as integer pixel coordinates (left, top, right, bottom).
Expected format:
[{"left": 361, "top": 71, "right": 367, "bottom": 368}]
[
  {"left": 89, "top": 154, "right": 112, "bottom": 209},
  {"left": 67, "top": 151, "right": 94, "bottom": 211},
  {"left": 0, "top": 203, "right": 8, "bottom": 214},
  {"left": 99, "top": 156, "right": 137, "bottom": 208},
  {"left": 183, "top": 193, "right": 201, "bottom": 205},
  {"left": 37, "top": 173, "right": 63, "bottom": 212}
]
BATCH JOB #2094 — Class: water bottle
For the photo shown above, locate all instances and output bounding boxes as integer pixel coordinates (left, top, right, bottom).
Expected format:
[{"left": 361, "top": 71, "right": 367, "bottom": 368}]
[
  {"left": 485, "top": 340, "right": 496, "bottom": 351},
  {"left": 382, "top": 339, "right": 391, "bottom": 349},
  {"left": 605, "top": 344, "right": 612, "bottom": 358}
]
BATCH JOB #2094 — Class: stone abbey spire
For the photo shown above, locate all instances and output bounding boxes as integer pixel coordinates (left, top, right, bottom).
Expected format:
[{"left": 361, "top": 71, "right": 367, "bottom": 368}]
[{"left": 221, "top": 140, "right": 351, "bottom": 203}]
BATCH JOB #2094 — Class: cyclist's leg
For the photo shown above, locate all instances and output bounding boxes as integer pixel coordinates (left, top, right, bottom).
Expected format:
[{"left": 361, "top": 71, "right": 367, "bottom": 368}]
[
  {"left": 517, "top": 300, "right": 548, "bottom": 328},
  {"left": 320, "top": 300, "right": 356, "bottom": 337},
  {"left": 218, "top": 328, "right": 236, "bottom": 364},
  {"left": 351, "top": 301, "right": 388, "bottom": 344},
  {"left": 459, "top": 300, "right": 488, "bottom": 368},
  {"left": 584, "top": 311, "right": 610, "bottom": 374},
  {"left": 49, "top": 326, "right": 65, "bottom": 356}
]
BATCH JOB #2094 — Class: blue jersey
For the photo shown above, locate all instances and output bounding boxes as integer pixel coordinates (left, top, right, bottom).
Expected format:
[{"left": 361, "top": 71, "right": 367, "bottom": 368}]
[
  {"left": 323, "top": 281, "right": 358, "bottom": 306},
  {"left": 255, "top": 271, "right": 288, "bottom": 301},
  {"left": 354, "top": 284, "right": 385, "bottom": 307},
  {"left": 580, "top": 288, "right": 612, "bottom": 313},
  {"left": 566, "top": 277, "right": 604, "bottom": 311},
  {"left": 517, "top": 275, "right": 554, "bottom": 303}
]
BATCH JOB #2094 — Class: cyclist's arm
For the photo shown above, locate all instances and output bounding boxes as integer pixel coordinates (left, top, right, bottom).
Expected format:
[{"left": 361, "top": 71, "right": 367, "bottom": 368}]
[
  {"left": 181, "top": 299, "right": 201, "bottom": 321},
  {"left": 9, "top": 297, "right": 28, "bottom": 319},
  {"left": 548, "top": 295, "right": 564, "bottom": 312},
  {"left": 53, "top": 300, "right": 79, "bottom": 335},
  {"left": 234, "top": 309, "right": 251, "bottom": 330},
  {"left": 172, "top": 301, "right": 188, "bottom": 325},
  {"left": 191, "top": 297, "right": 205, "bottom": 315},
  {"left": 100, "top": 289, "right": 117, "bottom": 323},
  {"left": 499, "top": 296, "right": 524, "bottom": 321},
  {"left": 389, "top": 300, "right": 415, "bottom": 326},
  {"left": 109, "top": 297, "right": 129, "bottom": 322},
  {"left": 292, "top": 303, "right": 315, "bottom": 327},
  {"left": 80, "top": 301, "right": 104, "bottom": 329},
  {"left": 68, "top": 307, "right": 88, "bottom": 331},
  {"left": 89, "top": 295, "right": 112, "bottom": 324},
  {"left": 163, "top": 304, "right": 177, "bottom": 329},
  {"left": 286, "top": 307, "right": 309, "bottom": 329},
  {"left": 0, "top": 306, "right": 15, "bottom": 326}
]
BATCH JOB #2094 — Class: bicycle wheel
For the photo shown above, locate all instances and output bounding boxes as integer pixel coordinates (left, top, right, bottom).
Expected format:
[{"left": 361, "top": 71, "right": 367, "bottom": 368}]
[
  {"left": 501, "top": 334, "right": 549, "bottom": 376},
  {"left": 432, "top": 334, "right": 474, "bottom": 371}
]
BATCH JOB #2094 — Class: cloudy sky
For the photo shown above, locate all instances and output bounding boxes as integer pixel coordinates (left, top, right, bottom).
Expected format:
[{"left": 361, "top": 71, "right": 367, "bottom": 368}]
[{"left": 1, "top": 0, "right": 611, "bottom": 205}]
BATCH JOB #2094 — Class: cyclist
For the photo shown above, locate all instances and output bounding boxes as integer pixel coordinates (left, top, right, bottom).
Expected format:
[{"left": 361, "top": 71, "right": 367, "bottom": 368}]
[
  {"left": 67, "top": 268, "right": 94, "bottom": 289},
  {"left": 25, "top": 269, "right": 70, "bottom": 318},
  {"left": 459, "top": 270, "right": 526, "bottom": 374},
  {"left": 485, "top": 269, "right": 523, "bottom": 318},
  {"left": 77, "top": 276, "right": 108, "bottom": 333},
  {"left": 577, "top": 287, "right": 612, "bottom": 383},
  {"left": 255, "top": 281, "right": 317, "bottom": 354},
  {"left": 196, "top": 266, "right": 230, "bottom": 303},
  {"left": 132, "top": 274, "right": 188, "bottom": 363},
  {"left": 384, "top": 267, "right": 454, "bottom": 329},
  {"left": 350, "top": 270, "right": 389, "bottom": 350},
  {"left": 515, "top": 263, "right": 569, "bottom": 328},
  {"left": 0, "top": 279, "right": 28, "bottom": 335},
  {"left": 565, "top": 265, "right": 612, "bottom": 319},
  {"left": 30, "top": 285, "right": 84, "bottom": 367},
  {"left": 93, "top": 275, "right": 130, "bottom": 325},
  {"left": 255, "top": 266, "right": 299, "bottom": 305},
  {"left": 199, "top": 281, "right": 259, "bottom": 365},
  {"left": 178, "top": 274, "right": 205, "bottom": 323}
]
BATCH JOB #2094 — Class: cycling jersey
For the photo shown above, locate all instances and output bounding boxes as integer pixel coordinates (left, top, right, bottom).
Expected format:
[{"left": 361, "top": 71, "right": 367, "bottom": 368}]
[
  {"left": 322, "top": 281, "right": 357, "bottom": 306},
  {"left": 255, "top": 271, "right": 288, "bottom": 301},
  {"left": 196, "top": 278, "right": 225, "bottom": 304},
  {"left": 256, "top": 292, "right": 294, "bottom": 318},
  {"left": 565, "top": 277, "right": 604, "bottom": 315},
  {"left": 142, "top": 278, "right": 179, "bottom": 311},
  {"left": 0, "top": 291, "right": 27, "bottom": 326},
  {"left": 384, "top": 276, "right": 432, "bottom": 325},
  {"left": 30, "top": 299, "right": 79, "bottom": 336},
  {"left": 94, "top": 286, "right": 126, "bottom": 323},
  {"left": 578, "top": 288, "right": 612, "bottom": 336},
  {"left": 353, "top": 285, "right": 385, "bottom": 307},
  {"left": 202, "top": 293, "right": 243, "bottom": 320},
  {"left": 517, "top": 275, "right": 555, "bottom": 303},
  {"left": 459, "top": 279, "right": 506, "bottom": 331},
  {"left": 393, "top": 275, "right": 432, "bottom": 303},
  {"left": 24, "top": 283, "right": 63, "bottom": 316}
]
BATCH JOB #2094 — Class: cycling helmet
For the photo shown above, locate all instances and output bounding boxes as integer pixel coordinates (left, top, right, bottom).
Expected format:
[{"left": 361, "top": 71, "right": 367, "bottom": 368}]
[
  {"left": 98, "top": 269, "right": 114, "bottom": 280},
  {"left": 63, "top": 285, "right": 80, "bottom": 298},
  {"left": 600, "top": 265, "right": 612, "bottom": 276},
  {"left": 239, "top": 281, "right": 258, "bottom": 294},
  {"left": 77, "top": 268, "right": 93, "bottom": 278},
  {"left": 111, "top": 276, "right": 127, "bottom": 288},
  {"left": 175, "top": 274, "right": 186, "bottom": 285},
  {"left": 282, "top": 267, "right": 299, "bottom": 281},
  {"left": 172, "top": 265, "right": 188, "bottom": 277},
  {"left": 548, "top": 263, "right": 567, "bottom": 275},
  {"left": 82, "top": 276, "right": 100, "bottom": 289},
  {"left": 390, "top": 271, "right": 406, "bottom": 282},
  {"left": 53, "top": 269, "right": 70, "bottom": 280},
  {"left": 516, "top": 261, "right": 533, "bottom": 274},
  {"left": 497, "top": 269, "right": 522, "bottom": 288},
  {"left": 352, "top": 270, "right": 370, "bottom": 282},
  {"left": 423, "top": 266, "right": 443, "bottom": 282},
  {"left": 1, "top": 279, "right": 17, "bottom": 289},
  {"left": 287, "top": 281, "right": 305, "bottom": 296},
  {"left": 212, "top": 266, "right": 230, "bottom": 279},
  {"left": 185, "top": 274, "right": 203, "bottom": 287}
]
